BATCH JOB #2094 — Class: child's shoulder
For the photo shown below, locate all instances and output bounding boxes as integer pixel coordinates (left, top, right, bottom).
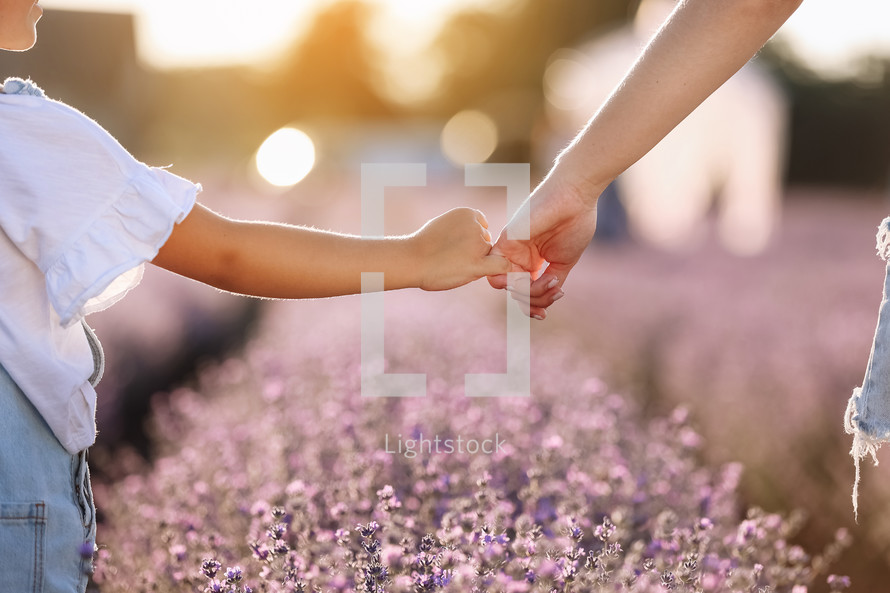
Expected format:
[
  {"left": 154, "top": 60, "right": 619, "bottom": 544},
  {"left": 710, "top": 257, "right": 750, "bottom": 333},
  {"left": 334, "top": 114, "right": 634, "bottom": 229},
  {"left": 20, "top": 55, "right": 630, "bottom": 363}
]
[
  {"left": 2, "top": 77, "right": 103, "bottom": 128},
  {"left": 0, "top": 77, "right": 132, "bottom": 161},
  {"left": 1, "top": 77, "right": 46, "bottom": 97}
]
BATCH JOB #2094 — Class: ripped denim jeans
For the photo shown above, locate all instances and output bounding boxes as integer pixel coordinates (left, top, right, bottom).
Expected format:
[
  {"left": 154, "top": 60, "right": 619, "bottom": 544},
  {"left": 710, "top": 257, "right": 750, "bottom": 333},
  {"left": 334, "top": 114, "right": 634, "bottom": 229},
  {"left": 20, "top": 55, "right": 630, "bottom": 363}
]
[{"left": 845, "top": 216, "right": 890, "bottom": 518}]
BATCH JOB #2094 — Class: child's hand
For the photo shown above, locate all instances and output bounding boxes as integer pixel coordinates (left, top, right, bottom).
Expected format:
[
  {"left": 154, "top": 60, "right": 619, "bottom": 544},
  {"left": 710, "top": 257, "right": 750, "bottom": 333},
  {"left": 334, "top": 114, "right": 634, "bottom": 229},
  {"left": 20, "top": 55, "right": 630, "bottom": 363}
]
[{"left": 411, "top": 208, "right": 511, "bottom": 291}]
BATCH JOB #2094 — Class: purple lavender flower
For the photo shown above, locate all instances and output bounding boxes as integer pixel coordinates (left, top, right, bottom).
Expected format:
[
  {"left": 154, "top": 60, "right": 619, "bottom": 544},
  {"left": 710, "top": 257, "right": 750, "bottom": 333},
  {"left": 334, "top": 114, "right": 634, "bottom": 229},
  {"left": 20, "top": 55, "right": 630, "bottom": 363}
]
[
  {"left": 225, "top": 566, "right": 243, "bottom": 583},
  {"left": 434, "top": 569, "right": 453, "bottom": 587},
  {"left": 78, "top": 541, "right": 95, "bottom": 560},
  {"left": 266, "top": 523, "right": 286, "bottom": 541},
  {"left": 827, "top": 574, "right": 852, "bottom": 591},
  {"left": 90, "top": 291, "right": 852, "bottom": 592},
  {"left": 594, "top": 516, "right": 616, "bottom": 542},
  {"left": 270, "top": 506, "right": 286, "bottom": 521},
  {"left": 419, "top": 534, "right": 436, "bottom": 552},
  {"left": 201, "top": 558, "right": 221, "bottom": 579},
  {"left": 357, "top": 521, "right": 379, "bottom": 538},
  {"left": 736, "top": 519, "right": 759, "bottom": 546}
]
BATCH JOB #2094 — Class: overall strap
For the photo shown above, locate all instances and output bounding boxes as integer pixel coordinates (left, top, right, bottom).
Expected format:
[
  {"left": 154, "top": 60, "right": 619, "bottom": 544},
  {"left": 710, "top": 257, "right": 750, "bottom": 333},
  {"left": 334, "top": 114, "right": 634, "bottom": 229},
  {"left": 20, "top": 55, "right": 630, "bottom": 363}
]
[{"left": 81, "top": 321, "right": 105, "bottom": 387}]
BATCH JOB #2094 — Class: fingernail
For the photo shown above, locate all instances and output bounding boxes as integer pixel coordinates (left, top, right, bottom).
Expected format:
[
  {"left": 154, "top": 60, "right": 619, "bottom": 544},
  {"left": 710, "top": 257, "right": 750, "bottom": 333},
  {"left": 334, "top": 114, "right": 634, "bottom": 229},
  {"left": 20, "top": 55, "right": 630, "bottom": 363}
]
[
  {"left": 532, "top": 314, "right": 545, "bottom": 321},
  {"left": 552, "top": 290, "right": 565, "bottom": 302},
  {"left": 547, "top": 278, "right": 559, "bottom": 289}
]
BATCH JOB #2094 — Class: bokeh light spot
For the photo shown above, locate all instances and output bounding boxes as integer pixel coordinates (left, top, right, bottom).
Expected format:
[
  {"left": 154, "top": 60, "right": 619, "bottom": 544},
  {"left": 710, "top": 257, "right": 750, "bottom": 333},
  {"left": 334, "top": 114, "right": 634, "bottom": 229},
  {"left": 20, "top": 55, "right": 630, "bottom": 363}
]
[
  {"left": 255, "top": 127, "right": 316, "bottom": 188},
  {"left": 544, "top": 50, "right": 591, "bottom": 111},
  {"left": 440, "top": 110, "right": 498, "bottom": 165}
]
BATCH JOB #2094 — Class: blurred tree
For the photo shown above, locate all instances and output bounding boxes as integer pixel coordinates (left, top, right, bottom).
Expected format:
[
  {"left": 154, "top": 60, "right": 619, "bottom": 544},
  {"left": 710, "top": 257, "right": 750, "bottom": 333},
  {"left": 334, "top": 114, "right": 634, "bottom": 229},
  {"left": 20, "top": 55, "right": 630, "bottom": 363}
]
[
  {"left": 269, "top": 0, "right": 392, "bottom": 121},
  {"left": 428, "top": 0, "right": 634, "bottom": 162},
  {"left": 432, "top": 0, "right": 633, "bottom": 112},
  {"left": 141, "top": 66, "right": 266, "bottom": 168},
  {"left": 760, "top": 43, "right": 890, "bottom": 190},
  {"left": 140, "top": 0, "right": 393, "bottom": 169}
]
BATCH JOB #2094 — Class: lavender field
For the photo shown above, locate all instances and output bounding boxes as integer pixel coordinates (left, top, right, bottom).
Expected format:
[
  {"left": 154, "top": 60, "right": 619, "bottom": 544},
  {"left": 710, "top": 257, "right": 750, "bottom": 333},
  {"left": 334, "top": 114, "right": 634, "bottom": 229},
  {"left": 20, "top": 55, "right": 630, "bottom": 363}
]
[{"left": 88, "top": 183, "right": 888, "bottom": 591}]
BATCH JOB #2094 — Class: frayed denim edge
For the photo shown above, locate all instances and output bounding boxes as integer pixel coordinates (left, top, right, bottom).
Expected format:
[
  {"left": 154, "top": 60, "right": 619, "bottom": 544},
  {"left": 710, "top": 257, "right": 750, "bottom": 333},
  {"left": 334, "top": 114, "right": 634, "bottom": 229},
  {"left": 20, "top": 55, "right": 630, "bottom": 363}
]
[
  {"left": 845, "top": 387, "right": 881, "bottom": 521},
  {"left": 844, "top": 216, "right": 890, "bottom": 520},
  {"left": 876, "top": 216, "right": 890, "bottom": 261}
]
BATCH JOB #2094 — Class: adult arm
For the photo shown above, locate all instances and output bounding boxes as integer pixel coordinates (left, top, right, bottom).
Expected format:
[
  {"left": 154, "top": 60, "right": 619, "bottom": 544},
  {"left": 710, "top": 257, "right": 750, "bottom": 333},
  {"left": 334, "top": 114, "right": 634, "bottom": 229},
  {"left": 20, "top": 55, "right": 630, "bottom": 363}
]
[{"left": 491, "top": 0, "right": 804, "bottom": 318}]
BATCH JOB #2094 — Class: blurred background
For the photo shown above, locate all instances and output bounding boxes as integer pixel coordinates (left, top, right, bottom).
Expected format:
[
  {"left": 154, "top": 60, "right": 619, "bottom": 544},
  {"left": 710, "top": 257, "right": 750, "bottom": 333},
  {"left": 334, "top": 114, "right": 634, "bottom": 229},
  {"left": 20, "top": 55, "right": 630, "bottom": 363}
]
[{"left": 4, "top": 0, "right": 890, "bottom": 589}]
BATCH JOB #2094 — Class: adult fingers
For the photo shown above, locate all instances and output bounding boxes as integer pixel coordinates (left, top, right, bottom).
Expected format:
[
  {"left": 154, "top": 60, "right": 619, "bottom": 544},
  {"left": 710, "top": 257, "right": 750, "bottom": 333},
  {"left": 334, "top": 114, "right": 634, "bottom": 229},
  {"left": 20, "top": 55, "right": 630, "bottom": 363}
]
[
  {"left": 505, "top": 265, "right": 571, "bottom": 318},
  {"left": 506, "top": 284, "right": 563, "bottom": 319},
  {"left": 507, "top": 273, "right": 558, "bottom": 296},
  {"left": 488, "top": 273, "right": 508, "bottom": 290},
  {"left": 505, "top": 292, "right": 546, "bottom": 320}
]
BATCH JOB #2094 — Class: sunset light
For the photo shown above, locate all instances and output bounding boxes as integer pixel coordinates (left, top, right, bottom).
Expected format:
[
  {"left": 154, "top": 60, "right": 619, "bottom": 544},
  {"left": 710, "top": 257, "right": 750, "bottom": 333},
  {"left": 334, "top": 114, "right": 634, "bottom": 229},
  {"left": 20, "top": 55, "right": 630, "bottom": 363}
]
[
  {"left": 440, "top": 110, "right": 498, "bottom": 165},
  {"left": 38, "top": 0, "right": 890, "bottom": 75},
  {"left": 40, "top": 0, "right": 510, "bottom": 69},
  {"left": 255, "top": 127, "right": 316, "bottom": 188}
]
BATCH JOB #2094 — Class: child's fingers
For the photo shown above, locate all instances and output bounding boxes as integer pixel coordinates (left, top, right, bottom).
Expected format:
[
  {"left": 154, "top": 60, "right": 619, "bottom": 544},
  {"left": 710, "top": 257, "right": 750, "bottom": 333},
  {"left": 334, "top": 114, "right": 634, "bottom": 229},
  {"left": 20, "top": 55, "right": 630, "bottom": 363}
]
[
  {"left": 470, "top": 210, "right": 492, "bottom": 243},
  {"left": 479, "top": 254, "right": 512, "bottom": 277},
  {"left": 473, "top": 209, "right": 490, "bottom": 229}
]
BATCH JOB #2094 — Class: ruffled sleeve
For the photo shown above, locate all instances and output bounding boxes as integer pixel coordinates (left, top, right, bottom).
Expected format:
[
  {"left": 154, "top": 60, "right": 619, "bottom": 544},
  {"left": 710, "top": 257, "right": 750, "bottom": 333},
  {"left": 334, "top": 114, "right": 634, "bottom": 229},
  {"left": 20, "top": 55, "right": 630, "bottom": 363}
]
[
  {"left": 46, "top": 167, "right": 199, "bottom": 326},
  {"left": 0, "top": 80, "right": 200, "bottom": 327}
]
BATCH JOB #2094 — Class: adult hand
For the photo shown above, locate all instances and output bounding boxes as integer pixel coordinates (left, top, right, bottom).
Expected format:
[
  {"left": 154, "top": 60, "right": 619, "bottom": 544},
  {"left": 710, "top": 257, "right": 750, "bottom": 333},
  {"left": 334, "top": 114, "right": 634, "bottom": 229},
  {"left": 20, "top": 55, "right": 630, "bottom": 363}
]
[
  {"left": 486, "top": 0, "right": 803, "bottom": 319},
  {"left": 488, "top": 177, "right": 599, "bottom": 319}
]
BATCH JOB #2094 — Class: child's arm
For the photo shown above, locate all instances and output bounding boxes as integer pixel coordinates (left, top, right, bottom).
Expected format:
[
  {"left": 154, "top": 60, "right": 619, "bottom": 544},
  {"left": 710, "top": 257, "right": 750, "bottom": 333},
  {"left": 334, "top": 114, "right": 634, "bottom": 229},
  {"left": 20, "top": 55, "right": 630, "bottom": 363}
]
[{"left": 151, "top": 203, "right": 510, "bottom": 298}]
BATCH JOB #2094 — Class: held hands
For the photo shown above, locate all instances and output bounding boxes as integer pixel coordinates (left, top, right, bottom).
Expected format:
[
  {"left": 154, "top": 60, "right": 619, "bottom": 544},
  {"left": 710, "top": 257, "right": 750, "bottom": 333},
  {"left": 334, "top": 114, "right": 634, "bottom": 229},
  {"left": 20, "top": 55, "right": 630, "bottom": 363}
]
[
  {"left": 411, "top": 177, "right": 598, "bottom": 318},
  {"left": 411, "top": 207, "right": 511, "bottom": 291},
  {"left": 488, "top": 178, "right": 599, "bottom": 319},
  {"left": 153, "top": 196, "right": 586, "bottom": 306}
]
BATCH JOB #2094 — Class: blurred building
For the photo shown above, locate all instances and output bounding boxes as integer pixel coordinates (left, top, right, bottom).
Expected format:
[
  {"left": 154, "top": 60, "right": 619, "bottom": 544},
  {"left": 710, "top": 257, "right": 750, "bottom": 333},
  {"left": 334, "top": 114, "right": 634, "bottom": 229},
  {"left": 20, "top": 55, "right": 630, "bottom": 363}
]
[
  {"left": 540, "top": 0, "right": 788, "bottom": 255},
  {"left": 0, "top": 9, "right": 154, "bottom": 157}
]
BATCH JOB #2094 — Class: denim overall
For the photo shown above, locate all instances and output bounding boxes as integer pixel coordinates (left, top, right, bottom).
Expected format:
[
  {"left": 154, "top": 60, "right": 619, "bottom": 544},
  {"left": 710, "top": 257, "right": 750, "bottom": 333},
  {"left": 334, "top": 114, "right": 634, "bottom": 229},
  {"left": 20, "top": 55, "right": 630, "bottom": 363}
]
[{"left": 0, "top": 322, "right": 101, "bottom": 592}]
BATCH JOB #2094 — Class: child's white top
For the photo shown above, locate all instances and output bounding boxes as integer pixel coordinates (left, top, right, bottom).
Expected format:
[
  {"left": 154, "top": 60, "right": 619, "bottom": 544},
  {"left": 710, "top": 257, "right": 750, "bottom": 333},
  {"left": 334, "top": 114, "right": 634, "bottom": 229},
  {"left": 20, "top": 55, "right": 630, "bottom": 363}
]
[{"left": 0, "top": 78, "right": 200, "bottom": 454}]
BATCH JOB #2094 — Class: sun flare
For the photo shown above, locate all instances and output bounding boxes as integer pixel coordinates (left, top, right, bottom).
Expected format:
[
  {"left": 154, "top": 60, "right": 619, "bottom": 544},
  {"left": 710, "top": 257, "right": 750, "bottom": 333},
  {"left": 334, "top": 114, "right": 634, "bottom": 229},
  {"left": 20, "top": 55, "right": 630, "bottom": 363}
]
[{"left": 255, "top": 127, "right": 316, "bottom": 188}]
